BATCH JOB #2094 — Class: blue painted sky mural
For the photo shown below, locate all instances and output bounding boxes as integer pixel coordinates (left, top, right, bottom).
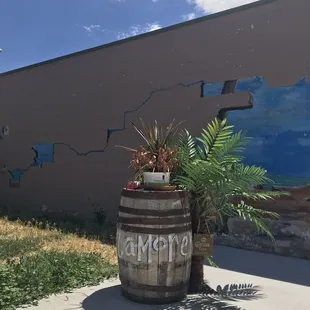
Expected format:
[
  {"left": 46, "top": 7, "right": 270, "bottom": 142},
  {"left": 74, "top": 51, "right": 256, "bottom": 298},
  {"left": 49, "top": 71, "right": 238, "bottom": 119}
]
[{"left": 203, "top": 76, "right": 310, "bottom": 185}]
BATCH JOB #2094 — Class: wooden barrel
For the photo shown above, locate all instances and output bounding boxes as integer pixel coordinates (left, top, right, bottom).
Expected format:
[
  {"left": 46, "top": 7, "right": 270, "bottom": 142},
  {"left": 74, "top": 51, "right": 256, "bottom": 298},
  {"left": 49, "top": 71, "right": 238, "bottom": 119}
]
[{"left": 117, "top": 189, "right": 192, "bottom": 305}]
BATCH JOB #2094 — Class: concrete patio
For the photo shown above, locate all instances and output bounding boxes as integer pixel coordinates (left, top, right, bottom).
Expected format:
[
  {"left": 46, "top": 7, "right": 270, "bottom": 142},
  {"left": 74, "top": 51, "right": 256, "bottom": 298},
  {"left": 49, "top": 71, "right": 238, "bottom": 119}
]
[{"left": 18, "top": 246, "right": 310, "bottom": 310}]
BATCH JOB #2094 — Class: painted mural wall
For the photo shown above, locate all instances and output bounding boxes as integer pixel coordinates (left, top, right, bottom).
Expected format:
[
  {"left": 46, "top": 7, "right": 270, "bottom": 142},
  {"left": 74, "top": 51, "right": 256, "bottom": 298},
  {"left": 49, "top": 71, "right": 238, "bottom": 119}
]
[
  {"left": 203, "top": 76, "right": 310, "bottom": 187},
  {"left": 1, "top": 0, "right": 310, "bottom": 221}
]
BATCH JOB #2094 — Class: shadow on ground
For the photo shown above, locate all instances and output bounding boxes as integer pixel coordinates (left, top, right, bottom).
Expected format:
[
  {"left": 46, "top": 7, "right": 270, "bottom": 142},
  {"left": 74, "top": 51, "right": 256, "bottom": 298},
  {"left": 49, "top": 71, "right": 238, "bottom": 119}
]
[
  {"left": 0, "top": 206, "right": 116, "bottom": 245},
  {"left": 82, "top": 283, "right": 263, "bottom": 310},
  {"left": 211, "top": 246, "right": 310, "bottom": 287}
]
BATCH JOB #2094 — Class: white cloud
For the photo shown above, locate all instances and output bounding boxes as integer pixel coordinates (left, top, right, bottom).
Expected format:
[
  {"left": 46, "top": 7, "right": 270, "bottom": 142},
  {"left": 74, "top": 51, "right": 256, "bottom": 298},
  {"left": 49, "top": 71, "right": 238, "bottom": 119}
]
[
  {"left": 82, "top": 24, "right": 106, "bottom": 33},
  {"left": 147, "top": 23, "right": 162, "bottom": 31},
  {"left": 187, "top": 0, "right": 259, "bottom": 14},
  {"left": 181, "top": 12, "right": 196, "bottom": 21},
  {"left": 152, "top": 0, "right": 160, "bottom": 2},
  {"left": 117, "top": 22, "right": 162, "bottom": 40}
]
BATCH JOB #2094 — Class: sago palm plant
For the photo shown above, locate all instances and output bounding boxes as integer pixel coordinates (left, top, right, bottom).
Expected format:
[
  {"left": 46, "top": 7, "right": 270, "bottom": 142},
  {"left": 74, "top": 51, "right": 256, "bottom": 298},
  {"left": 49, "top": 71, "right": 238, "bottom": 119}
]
[{"left": 173, "top": 118, "right": 287, "bottom": 293}]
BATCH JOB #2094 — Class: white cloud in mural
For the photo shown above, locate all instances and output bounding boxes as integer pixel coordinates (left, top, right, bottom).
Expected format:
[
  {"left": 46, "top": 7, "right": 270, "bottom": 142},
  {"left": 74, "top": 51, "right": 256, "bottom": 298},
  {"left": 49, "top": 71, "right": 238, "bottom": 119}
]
[
  {"left": 117, "top": 22, "right": 162, "bottom": 40},
  {"left": 187, "top": 0, "right": 259, "bottom": 14},
  {"left": 181, "top": 12, "right": 197, "bottom": 21}
]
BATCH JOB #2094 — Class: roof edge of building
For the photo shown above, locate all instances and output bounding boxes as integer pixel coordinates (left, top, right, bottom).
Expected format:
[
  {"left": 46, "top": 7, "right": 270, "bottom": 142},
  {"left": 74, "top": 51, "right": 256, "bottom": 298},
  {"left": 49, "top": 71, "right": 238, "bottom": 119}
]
[{"left": 0, "top": 0, "right": 277, "bottom": 77}]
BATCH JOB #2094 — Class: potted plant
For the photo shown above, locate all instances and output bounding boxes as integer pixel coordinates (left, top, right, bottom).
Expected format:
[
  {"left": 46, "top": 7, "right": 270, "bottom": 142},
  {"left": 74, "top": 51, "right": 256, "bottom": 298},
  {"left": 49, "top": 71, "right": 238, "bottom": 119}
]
[
  {"left": 116, "top": 118, "right": 183, "bottom": 188},
  {"left": 173, "top": 118, "right": 288, "bottom": 293}
]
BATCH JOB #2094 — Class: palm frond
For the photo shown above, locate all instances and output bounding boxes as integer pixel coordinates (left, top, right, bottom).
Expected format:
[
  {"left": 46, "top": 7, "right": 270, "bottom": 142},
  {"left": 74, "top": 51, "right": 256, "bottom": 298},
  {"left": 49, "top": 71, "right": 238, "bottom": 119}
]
[
  {"left": 177, "top": 129, "right": 197, "bottom": 163},
  {"left": 206, "top": 256, "right": 218, "bottom": 268},
  {"left": 241, "top": 190, "right": 290, "bottom": 201},
  {"left": 196, "top": 118, "right": 234, "bottom": 161},
  {"left": 214, "top": 131, "right": 251, "bottom": 163},
  {"left": 223, "top": 201, "right": 278, "bottom": 240},
  {"left": 174, "top": 117, "right": 288, "bottom": 242}
]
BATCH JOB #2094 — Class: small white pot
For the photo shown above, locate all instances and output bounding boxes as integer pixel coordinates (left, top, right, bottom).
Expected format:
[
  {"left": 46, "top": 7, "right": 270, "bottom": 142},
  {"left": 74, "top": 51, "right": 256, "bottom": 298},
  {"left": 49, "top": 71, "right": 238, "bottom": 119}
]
[{"left": 143, "top": 172, "right": 170, "bottom": 186}]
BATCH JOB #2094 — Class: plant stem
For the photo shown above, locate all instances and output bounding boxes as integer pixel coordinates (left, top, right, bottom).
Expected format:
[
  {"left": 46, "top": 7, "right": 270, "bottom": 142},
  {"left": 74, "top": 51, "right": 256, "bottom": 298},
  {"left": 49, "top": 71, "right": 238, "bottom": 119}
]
[
  {"left": 188, "top": 201, "right": 205, "bottom": 294},
  {"left": 189, "top": 200, "right": 216, "bottom": 294}
]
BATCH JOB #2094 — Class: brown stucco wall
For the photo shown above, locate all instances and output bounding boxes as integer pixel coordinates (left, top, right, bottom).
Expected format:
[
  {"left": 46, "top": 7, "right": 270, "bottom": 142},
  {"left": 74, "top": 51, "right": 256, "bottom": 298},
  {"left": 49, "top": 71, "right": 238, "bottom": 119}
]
[{"left": 1, "top": 0, "right": 310, "bottom": 222}]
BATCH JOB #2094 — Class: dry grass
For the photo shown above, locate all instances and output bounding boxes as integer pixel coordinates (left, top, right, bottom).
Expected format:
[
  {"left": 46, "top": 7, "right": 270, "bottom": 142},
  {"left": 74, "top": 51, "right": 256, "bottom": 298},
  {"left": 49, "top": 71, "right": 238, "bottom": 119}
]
[
  {"left": 0, "top": 217, "right": 117, "bottom": 265},
  {"left": 0, "top": 217, "right": 118, "bottom": 310}
]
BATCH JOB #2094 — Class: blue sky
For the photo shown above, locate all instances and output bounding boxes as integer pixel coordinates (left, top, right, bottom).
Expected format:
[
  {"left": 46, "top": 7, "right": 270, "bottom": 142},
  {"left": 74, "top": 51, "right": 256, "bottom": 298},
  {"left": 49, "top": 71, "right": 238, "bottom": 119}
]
[{"left": 0, "top": 0, "right": 257, "bottom": 73}]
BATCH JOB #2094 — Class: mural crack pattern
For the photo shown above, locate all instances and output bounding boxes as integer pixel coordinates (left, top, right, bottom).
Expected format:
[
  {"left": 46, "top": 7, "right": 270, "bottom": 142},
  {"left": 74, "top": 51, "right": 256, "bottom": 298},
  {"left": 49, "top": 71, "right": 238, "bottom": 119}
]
[
  {"left": 8, "top": 75, "right": 310, "bottom": 187},
  {"left": 8, "top": 80, "right": 207, "bottom": 186}
]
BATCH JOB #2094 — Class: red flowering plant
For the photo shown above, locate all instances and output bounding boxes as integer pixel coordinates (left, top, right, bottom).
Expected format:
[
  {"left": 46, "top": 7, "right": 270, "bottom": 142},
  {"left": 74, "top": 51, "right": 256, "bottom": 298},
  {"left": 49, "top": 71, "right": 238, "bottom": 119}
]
[
  {"left": 116, "top": 118, "right": 183, "bottom": 178},
  {"left": 130, "top": 145, "right": 179, "bottom": 173}
]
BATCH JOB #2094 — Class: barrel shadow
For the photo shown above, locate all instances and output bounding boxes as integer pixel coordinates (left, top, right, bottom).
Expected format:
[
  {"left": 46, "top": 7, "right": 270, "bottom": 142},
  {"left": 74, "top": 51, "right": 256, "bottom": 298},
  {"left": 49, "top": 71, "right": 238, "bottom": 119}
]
[
  {"left": 82, "top": 282, "right": 263, "bottom": 310},
  {"left": 82, "top": 285, "right": 140, "bottom": 310}
]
